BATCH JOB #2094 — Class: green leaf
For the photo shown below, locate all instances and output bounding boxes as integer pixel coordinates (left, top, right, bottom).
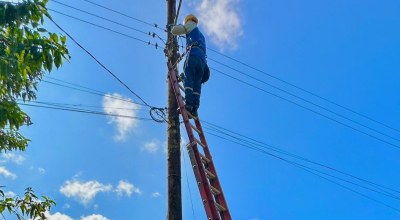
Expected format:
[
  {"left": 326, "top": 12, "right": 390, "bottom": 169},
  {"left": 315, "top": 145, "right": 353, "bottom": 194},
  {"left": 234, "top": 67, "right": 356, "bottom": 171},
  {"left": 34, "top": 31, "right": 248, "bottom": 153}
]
[
  {"left": 37, "top": 28, "right": 47, "bottom": 32},
  {"left": 60, "top": 36, "right": 66, "bottom": 44}
]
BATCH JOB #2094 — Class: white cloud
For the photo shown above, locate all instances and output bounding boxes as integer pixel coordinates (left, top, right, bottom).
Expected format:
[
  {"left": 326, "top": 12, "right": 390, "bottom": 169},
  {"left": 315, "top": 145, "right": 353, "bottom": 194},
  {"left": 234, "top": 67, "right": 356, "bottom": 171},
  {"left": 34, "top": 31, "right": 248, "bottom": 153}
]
[
  {"left": 102, "top": 93, "right": 142, "bottom": 141},
  {"left": 62, "top": 203, "right": 70, "bottom": 209},
  {"left": 142, "top": 139, "right": 160, "bottom": 154},
  {"left": 0, "top": 166, "right": 16, "bottom": 179},
  {"left": 44, "top": 212, "right": 74, "bottom": 220},
  {"left": 115, "top": 180, "right": 141, "bottom": 197},
  {"left": 196, "top": 0, "right": 243, "bottom": 51},
  {"left": 151, "top": 192, "right": 161, "bottom": 198},
  {"left": 35, "top": 211, "right": 110, "bottom": 220},
  {"left": 4, "top": 191, "right": 16, "bottom": 198},
  {"left": 93, "top": 204, "right": 99, "bottom": 209},
  {"left": 38, "top": 167, "right": 45, "bottom": 174},
  {"left": 1, "top": 153, "right": 25, "bottom": 165},
  {"left": 81, "top": 214, "right": 110, "bottom": 220},
  {"left": 60, "top": 178, "right": 112, "bottom": 205}
]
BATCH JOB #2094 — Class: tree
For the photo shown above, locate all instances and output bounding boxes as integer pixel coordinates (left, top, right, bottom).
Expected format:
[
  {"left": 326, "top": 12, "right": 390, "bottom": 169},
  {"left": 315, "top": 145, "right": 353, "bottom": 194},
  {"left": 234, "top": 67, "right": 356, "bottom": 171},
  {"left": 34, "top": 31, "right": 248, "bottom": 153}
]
[{"left": 0, "top": 0, "right": 71, "bottom": 219}]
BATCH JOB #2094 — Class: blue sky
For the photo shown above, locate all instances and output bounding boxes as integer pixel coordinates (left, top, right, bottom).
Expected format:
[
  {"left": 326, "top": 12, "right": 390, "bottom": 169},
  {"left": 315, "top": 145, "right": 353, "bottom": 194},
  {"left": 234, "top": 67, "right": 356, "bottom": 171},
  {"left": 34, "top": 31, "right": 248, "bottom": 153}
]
[{"left": 2, "top": 0, "right": 400, "bottom": 219}]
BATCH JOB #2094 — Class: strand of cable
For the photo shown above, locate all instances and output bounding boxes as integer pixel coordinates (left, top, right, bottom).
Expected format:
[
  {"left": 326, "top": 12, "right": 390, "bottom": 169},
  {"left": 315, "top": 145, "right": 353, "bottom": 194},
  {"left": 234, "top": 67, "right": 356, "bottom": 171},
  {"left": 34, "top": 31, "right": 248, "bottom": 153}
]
[
  {"left": 27, "top": 100, "right": 148, "bottom": 111},
  {"left": 207, "top": 48, "right": 400, "bottom": 134},
  {"left": 52, "top": 1, "right": 149, "bottom": 35},
  {"left": 42, "top": 79, "right": 167, "bottom": 123},
  {"left": 174, "top": 0, "right": 183, "bottom": 26},
  {"left": 48, "top": 16, "right": 161, "bottom": 108},
  {"left": 46, "top": 11, "right": 400, "bottom": 149},
  {"left": 18, "top": 103, "right": 153, "bottom": 121},
  {"left": 67, "top": 0, "right": 400, "bottom": 134},
  {"left": 205, "top": 131, "right": 400, "bottom": 212},
  {"left": 209, "top": 58, "right": 400, "bottom": 143},
  {"left": 81, "top": 0, "right": 165, "bottom": 31},
  {"left": 201, "top": 120, "right": 400, "bottom": 195},
  {"left": 210, "top": 67, "right": 400, "bottom": 149},
  {"left": 49, "top": 5, "right": 180, "bottom": 50},
  {"left": 182, "top": 143, "right": 196, "bottom": 220},
  {"left": 203, "top": 126, "right": 400, "bottom": 200},
  {"left": 42, "top": 79, "right": 148, "bottom": 107},
  {"left": 48, "top": 9, "right": 163, "bottom": 50}
]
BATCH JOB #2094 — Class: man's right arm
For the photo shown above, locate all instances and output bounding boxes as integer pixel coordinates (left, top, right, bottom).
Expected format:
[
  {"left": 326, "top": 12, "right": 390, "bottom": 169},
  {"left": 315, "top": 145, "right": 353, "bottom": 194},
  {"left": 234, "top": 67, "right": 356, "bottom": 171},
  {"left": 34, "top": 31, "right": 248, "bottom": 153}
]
[{"left": 171, "top": 22, "right": 197, "bottom": 35}]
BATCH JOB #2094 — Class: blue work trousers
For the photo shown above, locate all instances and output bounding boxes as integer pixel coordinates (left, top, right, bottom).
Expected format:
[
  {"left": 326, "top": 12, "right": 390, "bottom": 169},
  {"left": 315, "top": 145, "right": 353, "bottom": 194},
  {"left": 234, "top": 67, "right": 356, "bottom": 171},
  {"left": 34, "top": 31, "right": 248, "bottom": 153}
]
[{"left": 184, "top": 55, "right": 205, "bottom": 108}]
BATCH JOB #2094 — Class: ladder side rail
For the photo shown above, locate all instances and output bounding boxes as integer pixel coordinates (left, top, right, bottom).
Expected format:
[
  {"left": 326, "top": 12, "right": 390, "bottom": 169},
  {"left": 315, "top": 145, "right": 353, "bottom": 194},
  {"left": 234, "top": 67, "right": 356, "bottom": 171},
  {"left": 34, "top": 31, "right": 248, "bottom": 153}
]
[
  {"left": 167, "top": 62, "right": 220, "bottom": 220},
  {"left": 194, "top": 119, "right": 232, "bottom": 220}
]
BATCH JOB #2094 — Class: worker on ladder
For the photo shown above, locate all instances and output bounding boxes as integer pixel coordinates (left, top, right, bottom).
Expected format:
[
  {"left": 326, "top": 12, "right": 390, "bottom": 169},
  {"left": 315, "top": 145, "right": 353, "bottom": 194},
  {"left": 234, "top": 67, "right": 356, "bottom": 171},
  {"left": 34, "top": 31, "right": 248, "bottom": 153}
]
[{"left": 171, "top": 14, "right": 207, "bottom": 117}]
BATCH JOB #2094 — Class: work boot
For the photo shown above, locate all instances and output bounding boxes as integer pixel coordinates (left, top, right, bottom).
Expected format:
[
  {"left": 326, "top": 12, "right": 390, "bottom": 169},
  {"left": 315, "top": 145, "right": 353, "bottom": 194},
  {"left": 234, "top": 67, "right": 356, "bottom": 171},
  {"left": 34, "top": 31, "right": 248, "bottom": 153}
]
[
  {"left": 185, "top": 104, "right": 193, "bottom": 116},
  {"left": 191, "top": 107, "right": 198, "bottom": 117}
]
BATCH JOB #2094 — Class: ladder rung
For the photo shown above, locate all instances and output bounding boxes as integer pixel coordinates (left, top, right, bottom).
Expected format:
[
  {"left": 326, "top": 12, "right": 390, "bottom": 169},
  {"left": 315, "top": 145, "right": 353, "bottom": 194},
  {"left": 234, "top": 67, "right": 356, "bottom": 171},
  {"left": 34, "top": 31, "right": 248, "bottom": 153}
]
[
  {"left": 194, "top": 137, "right": 206, "bottom": 148},
  {"left": 186, "top": 110, "right": 197, "bottom": 120},
  {"left": 209, "top": 185, "right": 221, "bottom": 195},
  {"left": 205, "top": 169, "right": 215, "bottom": 179},
  {"left": 190, "top": 123, "right": 202, "bottom": 134},
  {"left": 215, "top": 202, "right": 226, "bottom": 212},
  {"left": 199, "top": 153, "right": 211, "bottom": 164},
  {"left": 179, "top": 84, "right": 184, "bottom": 92}
]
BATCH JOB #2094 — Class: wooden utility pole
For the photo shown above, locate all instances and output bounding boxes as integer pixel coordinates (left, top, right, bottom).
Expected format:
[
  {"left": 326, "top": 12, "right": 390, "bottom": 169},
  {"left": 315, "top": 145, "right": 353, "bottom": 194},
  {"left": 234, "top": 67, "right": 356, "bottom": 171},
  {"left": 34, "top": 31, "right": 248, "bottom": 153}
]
[{"left": 166, "top": 0, "right": 182, "bottom": 219}]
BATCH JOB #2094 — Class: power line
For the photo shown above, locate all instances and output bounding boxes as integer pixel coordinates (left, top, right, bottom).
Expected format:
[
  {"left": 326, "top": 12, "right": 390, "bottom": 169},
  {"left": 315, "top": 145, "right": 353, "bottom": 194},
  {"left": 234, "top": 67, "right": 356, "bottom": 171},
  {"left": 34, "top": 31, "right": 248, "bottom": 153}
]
[
  {"left": 19, "top": 103, "right": 153, "bottom": 121},
  {"left": 80, "top": 0, "right": 165, "bottom": 31},
  {"left": 29, "top": 100, "right": 148, "bottom": 111},
  {"left": 42, "top": 79, "right": 148, "bottom": 107},
  {"left": 48, "top": 6, "right": 173, "bottom": 48},
  {"left": 205, "top": 132, "right": 400, "bottom": 213},
  {"left": 201, "top": 120, "right": 400, "bottom": 193},
  {"left": 202, "top": 121, "right": 400, "bottom": 196},
  {"left": 209, "top": 58, "right": 400, "bottom": 143},
  {"left": 207, "top": 48, "right": 400, "bottom": 134},
  {"left": 48, "top": 15, "right": 158, "bottom": 108},
  {"left": 52, "top": 1, "right": 149, "bottom": 36},
  {"left": 182, "top": 146, "right": 196, "bottom": 220},
  {"left": 210, "top": 67, "right": 400, "bottom": 149}
]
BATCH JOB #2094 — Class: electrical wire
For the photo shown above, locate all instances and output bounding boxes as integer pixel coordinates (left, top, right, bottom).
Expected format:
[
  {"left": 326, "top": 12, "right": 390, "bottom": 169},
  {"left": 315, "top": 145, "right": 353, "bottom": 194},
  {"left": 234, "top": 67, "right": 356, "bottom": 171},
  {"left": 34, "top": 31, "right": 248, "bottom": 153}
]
[
  {"left": 52, "top": 1, "right": 149, "bottom": 35},
  {"left": 182, "top": 145, "right": 196, "bottom": 220},
  {"left": 203, "top": 123, "right": 400, "bottom": 198},
  {"left": 81, "top": 0, "right": 165, "bottom": 31},
  {"left": 201, "top": 120, "right": 400, "bottom": 195},
  {"left": 48, "top": 15, "right": 160, "bottom": 108},
  {"left": 209, "top": 58, "right": 400, "bottom": 143},
  {"left": 18, "top": 103, "right": 153, "bottom": 121},
  {"left": 49, "top": 5, "right": 176, "bottom": 48},
  {"left": 210, "top": 67, "right": 400, "bottom": 149},
  {"left": 28, "top": 100, "right": 147, "bottom": 111},
  {"left": 205, "top": 131, "right": 400, "bottom": 213},
  {"left": 207, "top": 48, "right": 400, "bottom": 134},
  {"left": 42, "top": 79, "right": 148, "bottom": 107}
]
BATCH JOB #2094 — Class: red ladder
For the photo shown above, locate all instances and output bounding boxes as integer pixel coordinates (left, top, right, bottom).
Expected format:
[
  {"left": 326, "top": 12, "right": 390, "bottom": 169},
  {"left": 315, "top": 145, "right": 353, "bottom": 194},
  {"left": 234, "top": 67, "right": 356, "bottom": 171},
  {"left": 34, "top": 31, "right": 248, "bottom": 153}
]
[{"left": 167, "top": 61, "right": 232, "bottom": 220}]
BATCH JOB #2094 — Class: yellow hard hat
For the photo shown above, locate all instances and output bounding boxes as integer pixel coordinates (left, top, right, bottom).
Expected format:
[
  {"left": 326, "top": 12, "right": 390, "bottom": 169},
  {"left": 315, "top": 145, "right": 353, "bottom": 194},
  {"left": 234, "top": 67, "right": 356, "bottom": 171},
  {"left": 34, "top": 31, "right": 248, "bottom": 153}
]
[{"left": 184, "top": 14, "right": 198, "bottom": 24}]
